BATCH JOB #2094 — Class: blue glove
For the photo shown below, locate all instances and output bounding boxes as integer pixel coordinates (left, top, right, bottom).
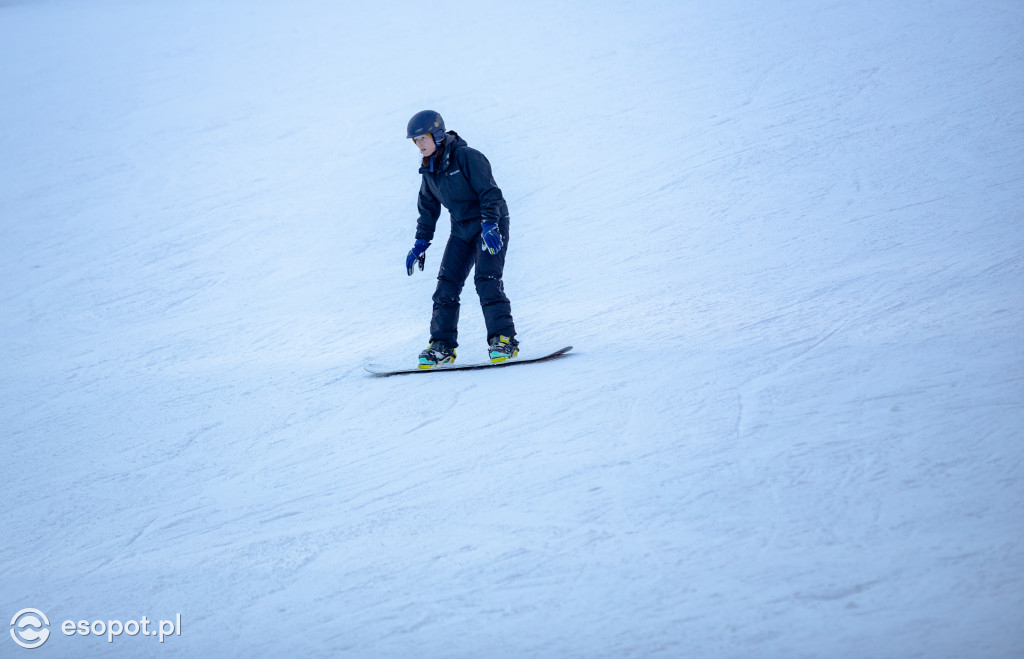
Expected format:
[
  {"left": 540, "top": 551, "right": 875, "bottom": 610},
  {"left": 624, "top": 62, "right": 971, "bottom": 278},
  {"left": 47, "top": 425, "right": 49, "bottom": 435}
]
[
  {"left": 406, "top": 239, "right": 430, "bottom": 276},
  {"left": 480, "top": 222, "right": 503, "bottom": 255}
]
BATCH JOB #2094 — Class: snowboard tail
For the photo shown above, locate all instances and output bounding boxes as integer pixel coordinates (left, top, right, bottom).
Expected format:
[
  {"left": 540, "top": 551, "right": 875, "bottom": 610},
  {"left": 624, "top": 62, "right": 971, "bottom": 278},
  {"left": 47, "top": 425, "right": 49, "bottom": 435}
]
[{"left": 365, "top": 346, "right": 573, "bottom": 377}]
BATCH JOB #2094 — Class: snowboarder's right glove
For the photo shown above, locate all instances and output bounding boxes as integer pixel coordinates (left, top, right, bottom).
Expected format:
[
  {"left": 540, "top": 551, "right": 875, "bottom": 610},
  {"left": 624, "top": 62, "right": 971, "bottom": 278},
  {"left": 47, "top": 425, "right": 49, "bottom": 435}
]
[{"left": 406, "top": 239, "right": 430, "bottom": 276}]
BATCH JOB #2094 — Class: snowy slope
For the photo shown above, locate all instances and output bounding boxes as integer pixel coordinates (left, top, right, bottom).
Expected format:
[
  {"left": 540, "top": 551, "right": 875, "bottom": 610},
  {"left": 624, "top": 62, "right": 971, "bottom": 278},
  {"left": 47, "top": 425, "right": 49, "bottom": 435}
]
[{"left": 1, "top": 0, "right": 1022, "bottom": 657}]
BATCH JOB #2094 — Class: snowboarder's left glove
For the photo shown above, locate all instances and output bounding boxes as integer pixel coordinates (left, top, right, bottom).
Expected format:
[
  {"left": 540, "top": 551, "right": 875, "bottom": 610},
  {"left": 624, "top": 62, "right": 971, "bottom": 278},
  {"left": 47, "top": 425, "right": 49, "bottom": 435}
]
[
  {"left": 480, "top": 223, "right": 503, "bottom": 255},
  {"left": 406, "top": 239, "right": 430, "bottom": 276}
]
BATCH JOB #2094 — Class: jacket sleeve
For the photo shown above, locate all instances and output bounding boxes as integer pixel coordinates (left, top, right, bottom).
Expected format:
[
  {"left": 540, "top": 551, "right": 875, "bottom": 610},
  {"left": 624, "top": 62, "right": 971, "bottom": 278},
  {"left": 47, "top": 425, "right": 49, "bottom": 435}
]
[
  {"left": 462, "top": 148, "right": 506, "bottom": 225},
  {"left": 415, "top": 177, "right": 441, "bottom": 242}
]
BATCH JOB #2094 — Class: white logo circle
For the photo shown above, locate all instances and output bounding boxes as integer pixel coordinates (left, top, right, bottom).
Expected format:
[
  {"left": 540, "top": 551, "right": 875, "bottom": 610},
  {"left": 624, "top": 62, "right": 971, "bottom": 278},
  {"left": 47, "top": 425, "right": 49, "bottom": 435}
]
[{"left": 10, "top": 608, "right": 50, "bottom": 649}]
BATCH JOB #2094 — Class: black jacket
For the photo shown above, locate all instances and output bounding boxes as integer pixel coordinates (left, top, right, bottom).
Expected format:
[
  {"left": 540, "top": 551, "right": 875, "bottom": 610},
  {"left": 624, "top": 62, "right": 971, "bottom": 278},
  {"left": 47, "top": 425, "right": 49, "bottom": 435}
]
[{"left": 415, "top": 132, "right": 510, "bottom": 243}]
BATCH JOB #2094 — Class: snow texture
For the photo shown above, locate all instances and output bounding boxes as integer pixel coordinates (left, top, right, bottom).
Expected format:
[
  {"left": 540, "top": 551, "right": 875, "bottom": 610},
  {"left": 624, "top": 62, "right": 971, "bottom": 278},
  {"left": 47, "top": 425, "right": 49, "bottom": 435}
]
[{"left": 1, "top": 0, "right": 1022, "bottom": 657}]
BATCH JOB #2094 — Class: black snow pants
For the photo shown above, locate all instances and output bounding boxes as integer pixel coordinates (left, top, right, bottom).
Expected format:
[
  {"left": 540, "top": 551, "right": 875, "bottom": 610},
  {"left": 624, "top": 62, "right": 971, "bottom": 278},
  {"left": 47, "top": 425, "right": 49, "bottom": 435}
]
[{"left": 430, "top": 220, "right": 515, "bottom": 349}]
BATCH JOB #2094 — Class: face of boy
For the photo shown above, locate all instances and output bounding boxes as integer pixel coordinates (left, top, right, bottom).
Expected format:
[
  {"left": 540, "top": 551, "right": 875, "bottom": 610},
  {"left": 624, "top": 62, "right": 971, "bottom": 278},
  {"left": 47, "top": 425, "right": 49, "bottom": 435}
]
[{"left": 412, "top": 133, "right": 437, "bottom": 158}]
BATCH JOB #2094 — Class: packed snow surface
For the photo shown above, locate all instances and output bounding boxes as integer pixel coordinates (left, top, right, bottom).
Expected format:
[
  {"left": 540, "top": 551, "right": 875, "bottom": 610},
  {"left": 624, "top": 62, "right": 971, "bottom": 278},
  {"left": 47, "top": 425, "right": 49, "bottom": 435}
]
[{"left": 2, "top": 0, "right": 1022, "bottom": 657}]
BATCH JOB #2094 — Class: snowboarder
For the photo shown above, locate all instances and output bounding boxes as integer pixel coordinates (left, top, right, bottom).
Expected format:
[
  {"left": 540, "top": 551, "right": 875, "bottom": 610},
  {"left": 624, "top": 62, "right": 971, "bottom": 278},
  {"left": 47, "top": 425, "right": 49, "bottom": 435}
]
[{"left": 404, "top": 110, "right": 519, "bottom": 369}]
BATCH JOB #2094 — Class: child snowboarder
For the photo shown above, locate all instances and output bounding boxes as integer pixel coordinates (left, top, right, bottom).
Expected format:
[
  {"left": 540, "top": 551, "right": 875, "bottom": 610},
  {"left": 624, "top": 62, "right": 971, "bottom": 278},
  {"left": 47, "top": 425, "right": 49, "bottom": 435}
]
[{"left": 404, "top": 110, "right": 519, "bottom": 369}]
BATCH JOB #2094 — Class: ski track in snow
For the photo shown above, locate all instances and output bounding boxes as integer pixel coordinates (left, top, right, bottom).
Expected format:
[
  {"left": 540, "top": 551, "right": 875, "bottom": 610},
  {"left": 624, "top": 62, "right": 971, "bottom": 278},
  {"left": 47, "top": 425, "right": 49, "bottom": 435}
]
[{"left": 1, "top": 0, "right": 1023, "bottom": 657}]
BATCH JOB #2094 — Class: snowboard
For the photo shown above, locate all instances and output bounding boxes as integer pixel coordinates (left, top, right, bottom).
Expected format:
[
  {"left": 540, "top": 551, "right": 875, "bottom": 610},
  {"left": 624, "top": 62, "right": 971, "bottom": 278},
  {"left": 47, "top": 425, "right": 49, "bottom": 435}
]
[{"left": 365, "top": 346, "right": 573, "bottom": 377}]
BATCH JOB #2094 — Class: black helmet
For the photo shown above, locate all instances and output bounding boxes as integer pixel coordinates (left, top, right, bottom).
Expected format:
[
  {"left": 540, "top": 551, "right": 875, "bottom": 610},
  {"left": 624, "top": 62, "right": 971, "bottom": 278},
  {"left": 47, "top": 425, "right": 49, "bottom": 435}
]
[{"left": 407, "top": 110, "right": 445, "bottom": 146}]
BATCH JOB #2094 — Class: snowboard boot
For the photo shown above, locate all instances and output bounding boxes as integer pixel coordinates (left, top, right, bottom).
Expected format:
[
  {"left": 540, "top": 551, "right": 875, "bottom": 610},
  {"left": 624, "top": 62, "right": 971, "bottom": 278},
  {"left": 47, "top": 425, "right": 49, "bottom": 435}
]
[
  {"left": 488, "top": 335, "right": 519, "bottom": 363},
  {"left": 418, "top": 340, "right": 456, "bottom": 369}
]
